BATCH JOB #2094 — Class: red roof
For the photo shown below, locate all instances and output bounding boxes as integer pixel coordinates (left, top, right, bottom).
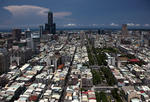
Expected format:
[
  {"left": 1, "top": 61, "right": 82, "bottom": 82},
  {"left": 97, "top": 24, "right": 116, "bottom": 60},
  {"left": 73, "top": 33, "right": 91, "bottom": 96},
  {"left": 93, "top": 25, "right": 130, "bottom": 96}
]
[
  {"left": 87, "top": 90, "right": 94, "bottom": 93},
  {"left": 82, "top": 90, "right": 94, "bottom": 94},
  {"left": 82, "top": 91, "right": 88, "bottom": 94},
  {"left": 129, "top": 59, "right": 140, "bottom": 62},
  {"left": 88, "top": 98, "right": 96, "bottom": 100},
  {"left": 140, "top": 90, "right": 145, "bottom": 93},
  {"left": 29, "top": 95, "right": 38, "bottom": 101},
  {"left": 58, "top": 64, "right": 64, "bottom": 69},
  {"left": 119, "top": 81, "right": 124, "bottom": 83}
]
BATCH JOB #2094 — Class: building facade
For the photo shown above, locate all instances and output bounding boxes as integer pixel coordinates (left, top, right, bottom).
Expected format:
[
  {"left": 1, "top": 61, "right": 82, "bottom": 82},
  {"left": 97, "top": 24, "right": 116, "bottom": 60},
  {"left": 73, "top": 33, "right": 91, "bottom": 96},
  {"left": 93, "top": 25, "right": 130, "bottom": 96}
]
[{"left": 0, "top": 48, "right": 10, "bottom": 75}]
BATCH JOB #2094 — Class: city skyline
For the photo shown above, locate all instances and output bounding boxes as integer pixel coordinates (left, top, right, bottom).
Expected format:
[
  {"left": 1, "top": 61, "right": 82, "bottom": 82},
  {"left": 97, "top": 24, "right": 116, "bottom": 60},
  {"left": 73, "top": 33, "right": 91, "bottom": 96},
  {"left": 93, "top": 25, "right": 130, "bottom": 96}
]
[
  {"left": 1, "top": 1, "right": 150, "bottom": 101},
  {"left": 0, "top": 0, "right": 150, "bottom": 29}
]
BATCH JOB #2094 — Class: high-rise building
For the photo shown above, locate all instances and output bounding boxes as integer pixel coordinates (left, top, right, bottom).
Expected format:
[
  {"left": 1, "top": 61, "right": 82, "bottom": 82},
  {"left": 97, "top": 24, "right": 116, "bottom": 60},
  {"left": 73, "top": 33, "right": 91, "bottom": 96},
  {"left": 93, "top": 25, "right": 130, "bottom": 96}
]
[
  {"left": 122, "top": 24, "right": 128, "bottom": 35},
  {"left": 0, "top": 33, "right": 2, "bottom": 39},
  {"left": 48, "top": 11, "right": 53, "bottom": 25},
  {"left": 45, "top": 11, "right": 56, "bottom": 34},
  {"left": 39, "top": 25, "right": 43, "bottom": 37},
  {"left": 98, "top": 29, "right": 105, "bottom": 34},
  {"left": 52, "top": 23, "right": 56, "bottom": 34},
  {"left": 98, "top": 29, "right": 101, "bottom": 34},
  {"left": 25, "top": 28, "right": 31, "bottom": 38},
  {"left": 31, "top": 33, "right": 40, "bottom": 53},
  {"left": 140, "top": 31, "right": 144, "bottom": 47},
  {"left": 12, "top": 29, "right": 21, "bottom": 41},
  {"left": 0, "top": 48, "right": 10, "bottom": 75}
]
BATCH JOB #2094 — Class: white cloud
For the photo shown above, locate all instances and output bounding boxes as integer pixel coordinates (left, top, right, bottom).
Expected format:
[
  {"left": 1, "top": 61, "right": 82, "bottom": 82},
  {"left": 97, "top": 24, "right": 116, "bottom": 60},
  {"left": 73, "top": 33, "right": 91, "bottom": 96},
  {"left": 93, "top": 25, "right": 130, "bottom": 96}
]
[
  {"left": 64, "top": 23, "right": 76, "bottom": 27},
  {"left": 4, "top": 5, "right": 49, "bottom": 17},
  {"left": 135, "top": 24, "right": 140, "bottom": 26},
  {"left": 54, "top": 12, "right": 72, "bottom": 18},
  {"left": 3, "top": 5, "right": 72, "bottom": 18},
  {"left": 127, "top": 23, "right": 141, "bottom": 27},
  {"left": 127, "top": 23, "right": 135, "bottom": 26},
  {"left": 92, "top": 24, "right": 99, "bottom": 26},
  {"left": 3, "top": 5, "right": 72, "bottom": 27},
  {"left": 110, "top": 23, "right": 118, "bottom": 26},
  {"left": 144, "top": 24, "right": 150, "bottom": 27}
]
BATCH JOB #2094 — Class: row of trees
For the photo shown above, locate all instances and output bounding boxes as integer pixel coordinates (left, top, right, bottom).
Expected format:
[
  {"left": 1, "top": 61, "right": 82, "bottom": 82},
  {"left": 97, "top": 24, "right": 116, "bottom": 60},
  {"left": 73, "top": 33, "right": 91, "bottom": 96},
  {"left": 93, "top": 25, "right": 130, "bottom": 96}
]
[
  {"left": 92, "top": 47, "right": 107, "bottom": 66},
  {"left": 95, "top": 92, "right": 109, "bottom": 102},
  {"left": 91, "top": 47, "right": 117, "bottom": 86},
  {"left": 101, "top": 67, "right": 117, "bottom": 86},
  {"left": 92, "top": 47, "right": 123, "bottom": 102},
  {"left": 92, "top": 47, "right": 120, "bottom": 66},
  {"left": 94, "top": 47, "right": 119, "bottom": 54},
  {"left": 111, "top": 89, "right": 123, "bottom": 102},
  {"left": 91, "top": 69, "right": 104, "bottom": 85},
  {"left": 96, "top": 52, "right": 107, "bottom": 66},
  {"left": 102, "top": 47, "right": 119, "bottom": 53},
  {"left": 87, "top": 46, "right": 95, "bottom": 65}
]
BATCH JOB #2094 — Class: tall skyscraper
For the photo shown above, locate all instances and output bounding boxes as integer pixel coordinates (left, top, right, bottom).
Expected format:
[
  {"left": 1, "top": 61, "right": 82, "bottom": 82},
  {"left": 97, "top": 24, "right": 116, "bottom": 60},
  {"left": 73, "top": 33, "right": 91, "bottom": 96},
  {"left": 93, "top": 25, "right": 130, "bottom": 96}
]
[
  {"left": 140, "top": 31, "right": 144, "bottom": 47},
  {"left": 39, "top": 25, "right": 43, "bottom": 37},
  {"left": 48, "top": 11, "right": 53, "bottom": 25},
  {"left": 98, "top": 29, "right": 101, "bottom": 34},
  {"left": 122, "top": 24, "right": 128, "bottom": 35},
  {"left": 12, "top": 29, "right": 21, "bottom": 41},
  {"left": 45, "top": 11, "right": 56, "bottom": 34}
]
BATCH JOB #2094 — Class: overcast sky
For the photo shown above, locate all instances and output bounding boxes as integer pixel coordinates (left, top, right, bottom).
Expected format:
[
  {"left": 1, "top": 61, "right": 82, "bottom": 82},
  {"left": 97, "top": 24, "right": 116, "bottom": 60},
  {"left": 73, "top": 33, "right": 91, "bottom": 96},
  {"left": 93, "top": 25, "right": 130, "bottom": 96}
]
[{"left": 0, "top": 0, "right": 150, "bottom": 29}]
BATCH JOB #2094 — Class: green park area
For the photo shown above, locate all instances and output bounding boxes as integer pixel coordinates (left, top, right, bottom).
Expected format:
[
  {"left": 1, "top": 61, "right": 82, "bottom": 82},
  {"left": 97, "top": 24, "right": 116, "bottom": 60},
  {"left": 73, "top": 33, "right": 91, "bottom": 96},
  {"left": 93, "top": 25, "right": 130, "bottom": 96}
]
[
  {"left": 91, "top": 69, "right": 105, "bottom": 85},
  {"left": 96, "top": 92, "right": 109, "bottom": 102}
]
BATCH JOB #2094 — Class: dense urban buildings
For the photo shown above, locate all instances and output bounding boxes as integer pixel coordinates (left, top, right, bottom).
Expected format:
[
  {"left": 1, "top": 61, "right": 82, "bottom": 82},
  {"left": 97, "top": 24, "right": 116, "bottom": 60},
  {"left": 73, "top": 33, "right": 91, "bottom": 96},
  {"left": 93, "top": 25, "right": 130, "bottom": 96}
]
[
  {"left": 0, "top": 24, "right": 150, "bottom": 102},
  {"left": 0, "top": 3, "right": 150, "bottom": 102}
]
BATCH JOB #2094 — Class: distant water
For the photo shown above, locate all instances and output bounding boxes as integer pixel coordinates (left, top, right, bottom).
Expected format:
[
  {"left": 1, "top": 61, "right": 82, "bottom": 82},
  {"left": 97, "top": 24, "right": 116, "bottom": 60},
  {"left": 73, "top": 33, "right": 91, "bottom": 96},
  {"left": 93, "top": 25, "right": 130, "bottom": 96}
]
[
  {"left": 0, "top": 27, "right": 121, "bottom": 33},
  {"left": 0, "top": 29, "right": 38, "bottom": 33},
  {"left": 0, "top": 29, "right": 12, "bottom": 32},
  {"left": 0, "top": 27, "right": 150, "bottom": 33}
]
